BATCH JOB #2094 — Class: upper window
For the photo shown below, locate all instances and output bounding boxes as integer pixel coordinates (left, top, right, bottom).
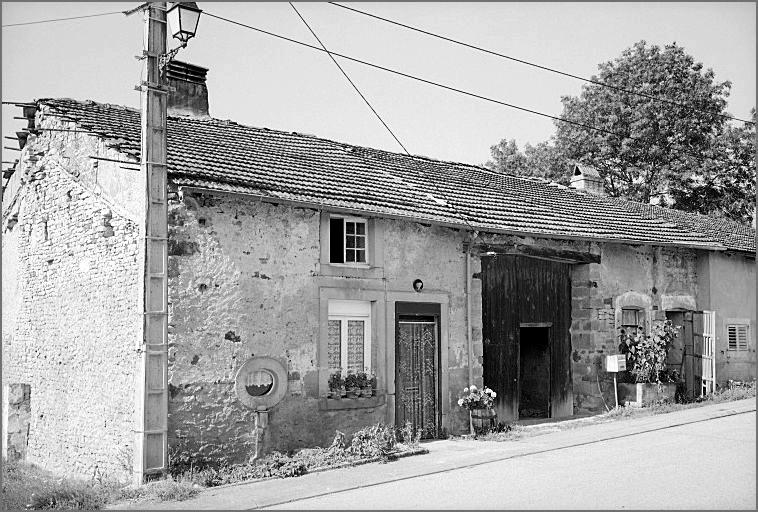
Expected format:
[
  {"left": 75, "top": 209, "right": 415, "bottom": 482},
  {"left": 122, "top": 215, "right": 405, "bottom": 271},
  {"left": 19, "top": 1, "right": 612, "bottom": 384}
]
[
  {"left": 621, "top": 308, "right": 644, "bottom": 334},
  {"left": 328, "top": 300, "right": 371, "bottom": 373},
  {"left": 727, "top": 324, "right": 749, "bottom": 351},
  {"left": 329, "top": 216, "right": 368, "bottom": 265}
]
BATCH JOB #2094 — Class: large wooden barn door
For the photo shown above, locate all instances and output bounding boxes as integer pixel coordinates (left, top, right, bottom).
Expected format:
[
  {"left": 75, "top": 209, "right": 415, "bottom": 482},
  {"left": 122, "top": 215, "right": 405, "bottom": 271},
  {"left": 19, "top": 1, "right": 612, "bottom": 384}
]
[
  {"left": 482, "top": 255, "right": 573, "bottom": 421},
  {"left": 482, "top": 255, "right": 521, "bottom": 421}
]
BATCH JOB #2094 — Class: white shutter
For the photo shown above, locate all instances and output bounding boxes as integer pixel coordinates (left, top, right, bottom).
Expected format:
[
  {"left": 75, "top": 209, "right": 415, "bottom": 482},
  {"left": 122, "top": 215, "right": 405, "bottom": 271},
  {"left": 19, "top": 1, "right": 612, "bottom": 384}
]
[{"left": 728, "top": 325, "right": 749, "bottom": 351}]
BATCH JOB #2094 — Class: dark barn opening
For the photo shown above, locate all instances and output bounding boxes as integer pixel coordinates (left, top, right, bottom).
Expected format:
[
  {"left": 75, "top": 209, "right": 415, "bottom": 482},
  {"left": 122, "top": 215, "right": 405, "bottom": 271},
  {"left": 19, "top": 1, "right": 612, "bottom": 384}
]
[
  {"left": 519, "top": 326, "right": 550, "bottom": 418},
  {"left": 482, "top": 254, "right": 573, "bottom": 422}
]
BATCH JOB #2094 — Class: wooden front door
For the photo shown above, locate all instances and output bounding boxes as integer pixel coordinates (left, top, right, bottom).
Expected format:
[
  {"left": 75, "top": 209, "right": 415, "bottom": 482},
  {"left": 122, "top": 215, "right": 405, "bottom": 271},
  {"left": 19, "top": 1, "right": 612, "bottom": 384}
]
[{"left": 395, "top": 303, "right": 441, "bottom": 439}]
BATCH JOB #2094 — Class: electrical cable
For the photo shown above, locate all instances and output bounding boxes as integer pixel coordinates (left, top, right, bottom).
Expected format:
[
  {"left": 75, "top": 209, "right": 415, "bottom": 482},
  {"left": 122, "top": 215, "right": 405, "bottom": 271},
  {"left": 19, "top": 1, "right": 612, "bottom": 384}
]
[
  {"left": 1, "top": 11, "right": 123, "bottom": 27},
  {"left": 288, "top": 3, "right": 410, "bottom": 155},
  {"left": 287, "top": 2, "right": 480, "bottom": 235},
  {"left": 203, "top": 10, "right": 744, "bottom": 170},
  {"left": 327, "top": 2, "right": 754, "bottom": 126}
]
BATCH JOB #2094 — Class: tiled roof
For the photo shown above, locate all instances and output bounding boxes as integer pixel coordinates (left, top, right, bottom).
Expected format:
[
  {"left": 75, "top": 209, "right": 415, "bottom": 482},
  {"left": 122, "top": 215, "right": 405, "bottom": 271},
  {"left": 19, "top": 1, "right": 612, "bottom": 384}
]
[{"left": 33, "top": 98, "right": 755, "bottom": 253}]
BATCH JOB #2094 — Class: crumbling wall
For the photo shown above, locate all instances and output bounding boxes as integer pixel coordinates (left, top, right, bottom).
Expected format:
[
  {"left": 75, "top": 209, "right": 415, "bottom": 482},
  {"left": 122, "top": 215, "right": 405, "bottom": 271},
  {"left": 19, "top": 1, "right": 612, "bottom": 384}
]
[
  {"left": 1, "top": 158, "right": 141, "bottom": 481},
  {"left": 572, "top": 243, "right": 699, "bottom": 414},
  {"left": 2, "top": 384, "right": 31, "bottom": 461},
  {"left": 166, "top": 192, "right": 476, "bottom": 466}
]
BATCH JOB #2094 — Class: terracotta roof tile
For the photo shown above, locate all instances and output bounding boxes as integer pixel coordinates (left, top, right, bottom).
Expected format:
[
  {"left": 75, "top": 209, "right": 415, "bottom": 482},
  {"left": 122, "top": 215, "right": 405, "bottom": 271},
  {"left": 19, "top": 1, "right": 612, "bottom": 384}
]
[{"left": 35, "top": 98, "right": 754, "bottom": 253}]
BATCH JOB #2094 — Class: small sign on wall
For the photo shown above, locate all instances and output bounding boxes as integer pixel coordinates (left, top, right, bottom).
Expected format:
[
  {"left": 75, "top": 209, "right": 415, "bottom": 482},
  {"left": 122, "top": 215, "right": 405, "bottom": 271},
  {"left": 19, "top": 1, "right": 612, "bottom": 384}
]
[{"left": 605, "top": 354, "right": 627, "bottom": 373}]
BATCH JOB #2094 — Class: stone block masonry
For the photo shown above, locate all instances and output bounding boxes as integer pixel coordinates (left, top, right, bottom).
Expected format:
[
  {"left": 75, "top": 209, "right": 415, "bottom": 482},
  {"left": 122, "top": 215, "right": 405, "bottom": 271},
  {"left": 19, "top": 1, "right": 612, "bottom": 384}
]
[
  {"left": 2, "top": 159, "right": 142, "bottom": 482},
  {"left": 570, "top": 244, "right": 699, "bottom": 415},
  {"left": 3, "top": 384, "right": 31, "bottom": 461}
]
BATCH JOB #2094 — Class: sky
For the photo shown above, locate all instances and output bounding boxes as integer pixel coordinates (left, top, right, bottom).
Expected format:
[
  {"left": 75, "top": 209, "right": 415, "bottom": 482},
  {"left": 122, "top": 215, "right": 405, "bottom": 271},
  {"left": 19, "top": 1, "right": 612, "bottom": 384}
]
[{"left": 2, "top": 2, "right": 756, "bottom": 169}]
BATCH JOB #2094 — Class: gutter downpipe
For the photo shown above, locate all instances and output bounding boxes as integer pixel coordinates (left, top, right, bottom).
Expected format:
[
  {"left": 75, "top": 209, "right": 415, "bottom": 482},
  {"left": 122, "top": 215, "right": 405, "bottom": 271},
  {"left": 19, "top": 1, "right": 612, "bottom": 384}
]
[{"left": 465, "top": 238, "right": 474, "bottom": 387}]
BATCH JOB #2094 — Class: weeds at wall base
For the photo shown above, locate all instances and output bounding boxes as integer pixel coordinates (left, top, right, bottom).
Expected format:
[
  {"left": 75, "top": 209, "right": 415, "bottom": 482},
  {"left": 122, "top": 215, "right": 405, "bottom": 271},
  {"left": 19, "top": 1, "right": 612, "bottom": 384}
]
[
  {"left": 168, "top": 422, "right": 424, "bottom": 489},
  {"left": 1, "top": 461, "right": 199, "bottom": 510}
]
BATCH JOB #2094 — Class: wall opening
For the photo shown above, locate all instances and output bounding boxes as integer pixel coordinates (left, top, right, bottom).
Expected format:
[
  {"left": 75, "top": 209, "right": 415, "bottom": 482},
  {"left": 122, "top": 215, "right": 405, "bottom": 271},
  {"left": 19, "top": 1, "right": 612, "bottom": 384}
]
[{"left": 519, "top": 327, "right": 550, "bottom": 419}]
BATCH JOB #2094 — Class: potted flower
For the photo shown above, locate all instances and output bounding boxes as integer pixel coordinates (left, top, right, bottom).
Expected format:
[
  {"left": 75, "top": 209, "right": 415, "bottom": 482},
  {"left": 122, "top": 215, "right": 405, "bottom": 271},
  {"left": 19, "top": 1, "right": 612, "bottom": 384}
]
[
  {"left": 457, "top": 385, "right": 497, "bottom": 435},
  {"left": 328, "top": 372, "right": 345, "bottom": 400},
  {"left": 617, "top": 320, "right": 680, "bottom": 406},
  {"left": 345, "top": 371, "right": 361, "bottom": 398},
  {"left": 354, "top": 371, "right": 369, "bottom": 398},
  {"left": 366, "top": 370, "right": 377, "bottom": 398},
  {"left": 356, "top": 370, "right": 374, "bottom": 397}
]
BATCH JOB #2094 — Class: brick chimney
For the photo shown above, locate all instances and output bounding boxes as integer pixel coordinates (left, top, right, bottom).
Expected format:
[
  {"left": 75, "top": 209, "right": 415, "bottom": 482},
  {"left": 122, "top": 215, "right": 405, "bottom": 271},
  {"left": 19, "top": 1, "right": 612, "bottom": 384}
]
[
  {"left": 569, "top": 162, "right": 605, "bottom": 195},
  {"left": 166, "top": 60, "right": 210, "bottom": 118}
]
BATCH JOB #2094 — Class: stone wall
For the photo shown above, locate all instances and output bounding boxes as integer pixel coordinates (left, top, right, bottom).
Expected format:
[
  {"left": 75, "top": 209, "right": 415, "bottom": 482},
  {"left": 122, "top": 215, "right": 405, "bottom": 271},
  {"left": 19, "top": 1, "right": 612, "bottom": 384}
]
[
  {"left": 1, "top": 128, "right": 142, "bottom": 481},
  {"left": 571, "top": 243, "right": 699, "bottom": 413},
  {"left": 166, "top": 190, "right": 478, "bottom": 466},
  {"left": 2, "top": 384, "right": 31, "bottom": 461}
]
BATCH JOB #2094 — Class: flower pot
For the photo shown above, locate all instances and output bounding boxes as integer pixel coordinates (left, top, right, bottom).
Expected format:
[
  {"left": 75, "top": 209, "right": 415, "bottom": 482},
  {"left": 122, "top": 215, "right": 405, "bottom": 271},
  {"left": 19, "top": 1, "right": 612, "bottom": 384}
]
[
  {"left": 329, "top": 389, "right": 342, "bottom": 400},
  {"left": 347, "top": 387, "right": 361, "bottom": 398},
  {"left": 470, "top": 408, "right": 497, "bottom": 435},
  {"left": 360, "top": 387, "right": 373, "bottom": 398},
  {"left": 617, "top": 382, "right": 677, "bottom": 407}
]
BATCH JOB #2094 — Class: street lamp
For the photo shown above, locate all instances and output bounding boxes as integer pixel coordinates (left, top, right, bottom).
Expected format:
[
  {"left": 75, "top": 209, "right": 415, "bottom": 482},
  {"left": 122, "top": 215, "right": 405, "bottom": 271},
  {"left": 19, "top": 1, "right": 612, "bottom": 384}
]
[
  {"left": 161, "top": 2, "right": 202, "bottom": 71},
  {"left": 167, "top": 2, "right": 202, "bottom": 44}
]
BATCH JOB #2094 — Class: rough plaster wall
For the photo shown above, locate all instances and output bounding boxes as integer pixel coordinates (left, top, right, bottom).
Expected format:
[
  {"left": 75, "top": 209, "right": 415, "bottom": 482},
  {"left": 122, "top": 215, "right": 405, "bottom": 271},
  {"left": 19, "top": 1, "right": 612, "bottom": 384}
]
[
  {"left": 167, "top": 195, "right": 477, "bottom": 465},
  {"left": 167, "top": 193, "right": 366, "bottom": 465},
  {"left": 382, "top": 220, "right": 479, "bottom": 435},
  {"left": 2, "top": 160, "right": 141, "bottom": 481},
  {"left": 707, "top": 252, "right": 757, "bottom": 383},
  {"left": 571, "top": 243, "right": 699, "bottom": 413}
]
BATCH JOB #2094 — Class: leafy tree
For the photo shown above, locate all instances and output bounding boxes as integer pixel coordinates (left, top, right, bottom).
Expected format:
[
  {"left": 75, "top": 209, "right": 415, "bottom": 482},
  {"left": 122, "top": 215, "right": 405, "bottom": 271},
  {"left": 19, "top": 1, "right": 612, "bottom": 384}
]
[
  {"left": 485, "top": 138, "right": 527, "bottom": 175},
  {"left": 485, "top": 138, "right": 569, "bottom": 185},
  {"left": 554, "top": 40, "right": 732, "bottom": 203},
  {"left": 668, "top": 108, "right": 756, "bottom": 223},
  {"left": 522, "top": 141, "right": 571, "bottom": 185},
  {"left": 486, "top": 40, "right": 755, "bottom": 225}
]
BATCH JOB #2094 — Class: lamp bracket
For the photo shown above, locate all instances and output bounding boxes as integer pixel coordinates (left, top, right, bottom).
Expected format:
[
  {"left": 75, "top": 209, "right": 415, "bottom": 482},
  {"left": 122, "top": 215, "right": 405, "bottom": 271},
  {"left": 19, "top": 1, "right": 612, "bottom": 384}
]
[{"left": 159, "top": 42, "right": 188, "bottom": 74}]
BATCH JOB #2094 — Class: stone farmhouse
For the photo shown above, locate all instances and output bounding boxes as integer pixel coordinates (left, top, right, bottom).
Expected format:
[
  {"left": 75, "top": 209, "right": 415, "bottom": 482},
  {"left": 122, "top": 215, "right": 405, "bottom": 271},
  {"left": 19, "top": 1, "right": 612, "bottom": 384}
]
[{"left": 2, "top": 62, "right": 755, "bottom": 483}]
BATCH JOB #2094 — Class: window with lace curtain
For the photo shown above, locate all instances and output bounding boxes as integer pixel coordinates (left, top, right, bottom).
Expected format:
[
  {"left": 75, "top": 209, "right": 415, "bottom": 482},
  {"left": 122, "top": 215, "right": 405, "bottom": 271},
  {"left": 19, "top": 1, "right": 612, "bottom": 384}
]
[{"left": 327, "top": 300, "right": 372, "bottom": 373}]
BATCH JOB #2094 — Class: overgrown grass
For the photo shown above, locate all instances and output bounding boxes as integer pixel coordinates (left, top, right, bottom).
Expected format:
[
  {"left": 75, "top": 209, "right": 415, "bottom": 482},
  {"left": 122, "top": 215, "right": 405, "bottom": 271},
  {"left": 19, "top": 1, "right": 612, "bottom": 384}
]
[
  {"left": 1, "top": 460, "right": 199, "bottom": 510},
  {"left": 170, "top": 422, "right": 425, "bottom": 488}
]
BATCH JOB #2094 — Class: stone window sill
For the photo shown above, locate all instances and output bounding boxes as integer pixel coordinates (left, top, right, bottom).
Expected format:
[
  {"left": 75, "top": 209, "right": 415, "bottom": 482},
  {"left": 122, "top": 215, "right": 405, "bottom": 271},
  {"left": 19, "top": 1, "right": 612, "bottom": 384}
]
[
  {"left": 317, "top": 263, "right": 384, "bottom": 279},
  {"left": 318, "top": 394, "right": 386, "bottom": 411}
]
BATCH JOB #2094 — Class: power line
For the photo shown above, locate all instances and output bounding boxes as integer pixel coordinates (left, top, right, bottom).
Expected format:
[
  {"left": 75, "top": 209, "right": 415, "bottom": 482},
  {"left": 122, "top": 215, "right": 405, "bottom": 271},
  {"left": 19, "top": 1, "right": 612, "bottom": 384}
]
[
  {"left": 287, "top": 2, "right": 480, "bottom": 234},
  {"left": 204, "top": 11, "right": 623, "bottom": 139},
  {"left": 1, "top": 10, "right": 123, "bottom": 27},
  {"left": 288, "top": 3, "right": 410, "bottom": 155},
  {"left": 203, "top": 11, "right": 739, "bottom": 168},
  {"left": 327, "top": 2, "right": 755, "bottom": 126}
]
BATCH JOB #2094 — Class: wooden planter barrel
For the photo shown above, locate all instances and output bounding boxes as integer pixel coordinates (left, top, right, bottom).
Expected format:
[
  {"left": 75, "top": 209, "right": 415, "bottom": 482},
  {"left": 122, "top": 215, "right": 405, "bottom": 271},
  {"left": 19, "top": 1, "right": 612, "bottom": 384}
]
[{"left": 470, "top": 408, "right": 497, "bottom": 435}]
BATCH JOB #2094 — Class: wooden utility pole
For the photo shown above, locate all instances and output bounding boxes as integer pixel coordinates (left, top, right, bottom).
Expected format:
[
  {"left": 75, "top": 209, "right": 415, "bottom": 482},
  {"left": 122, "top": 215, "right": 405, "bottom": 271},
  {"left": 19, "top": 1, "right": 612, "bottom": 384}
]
[{"left": 134, "top": 1, "right": 169, "bottom": 484}]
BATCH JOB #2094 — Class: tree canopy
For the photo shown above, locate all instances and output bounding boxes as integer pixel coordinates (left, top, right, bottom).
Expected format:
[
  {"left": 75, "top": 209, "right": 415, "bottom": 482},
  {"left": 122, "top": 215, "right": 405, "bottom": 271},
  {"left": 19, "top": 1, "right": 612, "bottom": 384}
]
[{"left": 486, "top": 41, "right": 755, "bottom": 225}]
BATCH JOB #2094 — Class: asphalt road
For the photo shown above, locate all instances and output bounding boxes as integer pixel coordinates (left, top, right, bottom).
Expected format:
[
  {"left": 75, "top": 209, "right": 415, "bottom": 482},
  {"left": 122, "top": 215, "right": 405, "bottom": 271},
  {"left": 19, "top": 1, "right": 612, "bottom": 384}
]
[{"left": 265, "top": 412, "right": 756, "bottom": 510}]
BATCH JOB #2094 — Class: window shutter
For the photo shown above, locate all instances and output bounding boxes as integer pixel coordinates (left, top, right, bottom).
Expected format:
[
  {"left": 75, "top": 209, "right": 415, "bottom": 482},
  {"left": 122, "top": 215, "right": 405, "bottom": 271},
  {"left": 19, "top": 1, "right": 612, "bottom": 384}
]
[
  {"left": 728, "top": 325, "right": 749, "bottom": 351},
  {"left": 621, "top": 308, "right": 640, "bottom": 327},
  {"left": 329, "top": 218, "right": 344, "bottom": 263}
]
